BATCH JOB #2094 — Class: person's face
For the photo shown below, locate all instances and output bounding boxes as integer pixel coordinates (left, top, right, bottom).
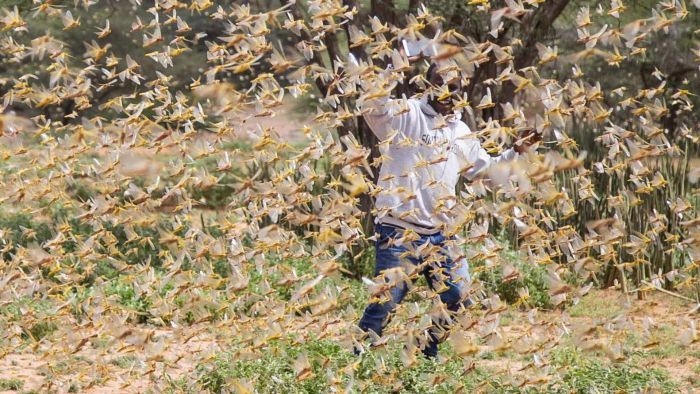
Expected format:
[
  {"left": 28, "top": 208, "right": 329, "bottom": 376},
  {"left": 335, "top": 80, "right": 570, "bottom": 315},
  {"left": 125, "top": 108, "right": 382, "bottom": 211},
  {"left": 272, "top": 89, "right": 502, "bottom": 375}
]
[{"left": 427, "top": 72, "right": 462, "bottom": 117}]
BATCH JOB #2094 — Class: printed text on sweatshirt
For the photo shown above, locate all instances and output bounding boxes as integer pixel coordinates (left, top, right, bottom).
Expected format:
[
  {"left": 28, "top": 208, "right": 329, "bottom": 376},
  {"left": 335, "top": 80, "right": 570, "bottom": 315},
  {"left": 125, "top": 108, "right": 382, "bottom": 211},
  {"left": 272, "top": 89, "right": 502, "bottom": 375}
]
[{"left": 362, "top": 96, "right": 517, "bottom": 234}]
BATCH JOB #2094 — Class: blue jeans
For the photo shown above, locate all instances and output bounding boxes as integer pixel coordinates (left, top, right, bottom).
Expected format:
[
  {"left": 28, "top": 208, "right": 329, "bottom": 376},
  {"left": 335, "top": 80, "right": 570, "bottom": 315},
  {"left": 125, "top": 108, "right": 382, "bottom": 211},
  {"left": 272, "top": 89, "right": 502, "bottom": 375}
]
[{"left": 358, "top": 222, "right": 472, "bottom": 357}]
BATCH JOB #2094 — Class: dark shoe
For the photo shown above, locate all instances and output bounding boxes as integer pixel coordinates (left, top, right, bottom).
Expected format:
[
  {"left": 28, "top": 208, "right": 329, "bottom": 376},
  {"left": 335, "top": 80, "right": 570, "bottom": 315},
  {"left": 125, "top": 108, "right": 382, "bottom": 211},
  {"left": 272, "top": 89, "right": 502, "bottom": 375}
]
[
  {"left": 352, "top": 343, "right": 365, "bottom": 356},
  {"left": 421, "top": 343, "right": 438, "bottom": 359},
  {"left": 421, "top": 329, "right": 440, "bottom": 359}
]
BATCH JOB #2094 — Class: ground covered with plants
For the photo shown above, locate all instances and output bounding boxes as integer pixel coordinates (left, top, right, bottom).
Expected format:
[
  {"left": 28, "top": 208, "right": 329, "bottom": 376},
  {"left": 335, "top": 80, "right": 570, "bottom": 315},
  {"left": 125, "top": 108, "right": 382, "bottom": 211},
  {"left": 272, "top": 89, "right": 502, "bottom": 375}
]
[
  {"left": 0, "top": 206, "right": 698, "bottom": 393},
  {"left": 1, "top": 0, "right": 700, "bottom": 392}
]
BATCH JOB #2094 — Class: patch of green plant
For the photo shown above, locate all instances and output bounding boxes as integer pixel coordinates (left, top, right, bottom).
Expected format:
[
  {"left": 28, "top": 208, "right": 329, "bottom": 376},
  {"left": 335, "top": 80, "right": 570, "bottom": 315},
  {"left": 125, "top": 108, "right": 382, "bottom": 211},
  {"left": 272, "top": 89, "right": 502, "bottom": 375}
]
[
  {"left": 64, "top": 285, "right": 95, "bottom": 318},
  {"left": 339, "top": 242, "right": 376, "bottom": 279},
  {"left": 625, "top": 325, "right": 685, "bottom": 359},
  {"left": 111, "top": 355, "right": 139, "bottom": 369},
  {"left": 102, "top": 221, "right": 163, "bottom": 267},
  {"left": 291, "top": 89, "right": 322, "bottom": 114},
  {"left": 693, "top": 365, "right": 700, "bottom": 386},
  {"left": 221, "top": 140, "right": 253, "bottom": 152},
  {"left": 242, "top": 257, "right": 319, "bottom": 301},
  {"left": 163, "top": 376, "right": 197, "bottom": 394},
  {"left": 194, "top": 332, "right": 681, "bottom": 394},
  {"left": 0, "top": 296, "right": 58, "bottom": 341},
  {"left": 48, "top": 355, "right": 91, "bottom": 375},
  {"left": 196, "top": 337, "right": 354, "bottom": 393},
  {"left": 92, "top": 259, "right": 121, "bottom": 280},
  {"left": 568, "top": 294, "right": 624, "bottom": 319},
  {"left": 26, "top": 320, "right": 58, "bottom": 341},
  {"left": 0, "top": 378, "right": 24, "bottom": 391},
  {"left": 550, "top": 347, "right": 679, "bottom": 393},
  {"left": 475, "top": 246, "right": 551, "bottom": 309},
  {"left": 67, "top": 381, "right": 80, "bottom": 393},
  {"left": 103, "top": 279, "right": 152, "bottom": 323},
  {"left": 211, "top": 258, "right": 231, "bottom": 278},
  {"left": 0, "top": 211, "right": 54, "bottom": 261},
  {"left": 339, "top": 274, "right": 369, "bottom": 311},
  {"left": 64, "top": 180, "right": 96, "bottom": 203},
  {"left": 196, "top": 336, "right": 520, "bottom": 394},
  {"left": 0, "top": 207, "right": 169, "bottom": 279},
  {"left": 0, "top": 296, "right": 53, "bottom": 319},
  {"left": 186, "top": 153, "right": 246, "bottom": 210}
]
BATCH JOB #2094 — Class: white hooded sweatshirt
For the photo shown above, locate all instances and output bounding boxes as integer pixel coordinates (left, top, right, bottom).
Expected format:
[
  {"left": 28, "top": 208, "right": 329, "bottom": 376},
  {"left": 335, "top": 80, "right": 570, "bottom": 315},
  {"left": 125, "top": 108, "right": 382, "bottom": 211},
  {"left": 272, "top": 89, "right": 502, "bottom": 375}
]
[{"left": 363, "top": 95, "right": 517, "bottom": 235}]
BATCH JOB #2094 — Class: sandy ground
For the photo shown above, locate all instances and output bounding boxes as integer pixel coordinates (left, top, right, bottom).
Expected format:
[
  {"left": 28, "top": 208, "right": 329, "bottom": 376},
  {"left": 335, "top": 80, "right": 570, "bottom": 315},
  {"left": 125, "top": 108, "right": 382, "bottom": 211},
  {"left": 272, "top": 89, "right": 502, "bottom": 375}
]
[
  {"left": 1, "top": 288, "right": 698, "bottom": 393},
  {"left": 1, "top": 95, "right": 699, "bottom": 393}
]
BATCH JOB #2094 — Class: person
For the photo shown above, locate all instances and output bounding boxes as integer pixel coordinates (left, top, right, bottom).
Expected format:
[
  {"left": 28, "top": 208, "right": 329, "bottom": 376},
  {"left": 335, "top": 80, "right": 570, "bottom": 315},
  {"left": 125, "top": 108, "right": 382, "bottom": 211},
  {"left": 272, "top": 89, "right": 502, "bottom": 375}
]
[{"left": 354, "top": 61, "right": 539, "bottom": 359}]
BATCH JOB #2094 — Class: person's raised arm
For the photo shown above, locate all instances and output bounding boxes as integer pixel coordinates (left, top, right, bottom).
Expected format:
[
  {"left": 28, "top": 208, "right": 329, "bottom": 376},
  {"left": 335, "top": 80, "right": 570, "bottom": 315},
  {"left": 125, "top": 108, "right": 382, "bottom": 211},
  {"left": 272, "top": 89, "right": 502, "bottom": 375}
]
[
  {"left": 353, "top": 48, "right": 424, "bottom": 142},
  {"left": 359, "top": 91, "right": 412, "bottom": 142},
  {"left": 456, "top": 126, "right": 540, "bottom": 180},
  {"left": 457, "top": 134, "right": 517, "bottom": 180}
]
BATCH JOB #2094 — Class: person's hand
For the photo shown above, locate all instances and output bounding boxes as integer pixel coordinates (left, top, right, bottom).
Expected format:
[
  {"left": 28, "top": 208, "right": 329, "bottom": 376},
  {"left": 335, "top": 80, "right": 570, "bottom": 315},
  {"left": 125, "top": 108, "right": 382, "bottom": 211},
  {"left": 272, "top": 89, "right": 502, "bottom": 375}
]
[
  {"left": 513, "top": 128, "right": 542, "bottom": 154},
  {"left": 400, "top": 38, "right": 432, "bottom": 64},
  {"left": 407, "top": 52, "right": 428, "bottom": 63},
  {"left": 402, "top": 48, "right": 425, "bottom": 64}
]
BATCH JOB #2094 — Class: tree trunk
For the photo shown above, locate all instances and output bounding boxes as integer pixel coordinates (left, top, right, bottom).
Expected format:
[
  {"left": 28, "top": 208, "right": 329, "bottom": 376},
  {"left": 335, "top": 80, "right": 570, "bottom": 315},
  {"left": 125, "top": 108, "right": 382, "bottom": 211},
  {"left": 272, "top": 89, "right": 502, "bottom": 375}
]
[
  {"left": 371, "top": 0, "right": 396, "bottom": 26},
  {"left": 495, "top": 0, "right": 571, "bottom": 117}
]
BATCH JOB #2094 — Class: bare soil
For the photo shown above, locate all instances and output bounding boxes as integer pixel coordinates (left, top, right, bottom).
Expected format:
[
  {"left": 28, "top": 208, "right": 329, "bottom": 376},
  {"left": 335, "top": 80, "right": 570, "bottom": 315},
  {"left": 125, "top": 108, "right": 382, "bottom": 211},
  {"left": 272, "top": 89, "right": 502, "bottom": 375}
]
[{"left": 1, "top": 288, "right": 697, "bottom": 393}]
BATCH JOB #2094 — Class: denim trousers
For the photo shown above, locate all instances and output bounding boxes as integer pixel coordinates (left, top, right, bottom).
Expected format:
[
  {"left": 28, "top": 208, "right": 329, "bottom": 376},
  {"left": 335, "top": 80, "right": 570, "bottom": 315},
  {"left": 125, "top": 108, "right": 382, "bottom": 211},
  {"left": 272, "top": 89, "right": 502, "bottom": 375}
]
[{"left": 358, "top": 222, "right": 472, "bottom": 357}]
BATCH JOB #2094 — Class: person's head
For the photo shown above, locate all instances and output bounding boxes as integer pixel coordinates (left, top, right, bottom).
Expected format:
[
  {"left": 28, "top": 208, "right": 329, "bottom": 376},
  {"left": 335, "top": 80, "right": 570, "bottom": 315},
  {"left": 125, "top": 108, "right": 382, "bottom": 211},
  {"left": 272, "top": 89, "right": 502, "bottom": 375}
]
[{"left": 426, "top": 63, "right": 462, "bottom": 117}]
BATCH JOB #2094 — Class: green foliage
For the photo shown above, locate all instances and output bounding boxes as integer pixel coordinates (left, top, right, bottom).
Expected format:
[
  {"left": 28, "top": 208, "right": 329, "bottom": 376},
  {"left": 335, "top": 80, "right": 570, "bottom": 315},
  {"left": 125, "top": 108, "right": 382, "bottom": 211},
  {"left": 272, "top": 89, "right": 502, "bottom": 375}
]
[
  {"left": 0, "top": 378, "right": 24, "bottom": 391},
  {"left": 0, "top": 211, "right": 54, "bottom": 261},
  {"left": 291, "top": 90, "right": 322, "bottom": 114},
  {"left": 567, "top": 294, "right": 624, "bottom": 319},
  {"left": 110, "top": 355, "right": 139, "bottom": 369},
  {"left": 626, "top": 325, "right": 685, "bottom": 359},
  {"left": 340, "top": 243, "right": 376, "bottom": 279},
  {"left": 102, "top": 220, "right": 163, "bottom": 267},
  {"left": 103, "top": 279, "right": 152, "bottom": 324},
  {"left": 24, "top": 320, "right": 58, "bottom": 341},
  {"left": 92, "top": 259, "right": 121, "bottom": 280},
  {"left": 196, "top": 337, "right": 489, "bottom": 394},
  {"left": 240, "top": 257, "right": 318, "bottom": 301},
  {"left": 194, "top": 335, "right": 680, "bottom": 393},
  {"left": 196, "top": 338, "right": 349, "bottom": 393},
  {"left": 186, "top": 144, "right": 250, "bottom": 210},
  {"left": 0, "top": 205, "right": 169, "bottom": 270},
  {"left": 0, "top": 0, "right": 31, "bottom": 10},
  {"left": 551, "top": 348, "right": 679, "bottom": 393},
  {"left": 0, "top": 296, "right": 57, "bottom": 340},
  {"left": 475, "top": 244, "right": 551, "bottom": 308},
  {"left": 64, "top": 180, "right": 96, "bottom": 204}
]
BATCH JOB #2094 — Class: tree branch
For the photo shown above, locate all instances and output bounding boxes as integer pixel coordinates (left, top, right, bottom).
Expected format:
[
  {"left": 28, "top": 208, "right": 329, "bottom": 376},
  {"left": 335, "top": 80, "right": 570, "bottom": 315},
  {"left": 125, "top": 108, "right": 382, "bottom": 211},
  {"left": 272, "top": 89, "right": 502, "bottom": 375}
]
[{"left": 495, "top": 0, "right": 571, "bottom": 116}]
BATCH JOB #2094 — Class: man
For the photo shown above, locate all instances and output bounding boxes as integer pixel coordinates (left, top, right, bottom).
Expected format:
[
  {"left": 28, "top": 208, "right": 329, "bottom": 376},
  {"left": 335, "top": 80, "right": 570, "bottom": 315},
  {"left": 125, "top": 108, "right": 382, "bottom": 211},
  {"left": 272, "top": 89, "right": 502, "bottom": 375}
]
[{"left": 354, "top": 61, "right": 539, "bottom": 358}]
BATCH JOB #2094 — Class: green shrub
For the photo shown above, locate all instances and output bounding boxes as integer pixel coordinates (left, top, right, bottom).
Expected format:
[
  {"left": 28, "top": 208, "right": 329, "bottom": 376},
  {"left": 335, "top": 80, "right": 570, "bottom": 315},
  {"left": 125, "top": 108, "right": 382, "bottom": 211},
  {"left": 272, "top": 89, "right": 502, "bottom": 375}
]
[
  {"left": 64, "top": 180, "right": 95, "bottom": 203},
  {"left": 101, "top": 220, "right": 163, "bottom": 267},
  {"left": 339, "top": 242, "right": 375, "bottom": 279},
  {"left": 0, "top": 211, "right": 54, "bottom": 261},
  {"left": 0, "top": 296, "right": 58, "bottom": 340},
  {"left": 550, "top": 348, "right": 679, "bottom": 393},
  {"left": 196, "top": 338, "right": 354, "bottom": 394},
  {"left": 475, "top": 246, "right": 551, "bottom": 309},
  {"left": 186, "top": 149, "right": 247, "bottom": 210},
  {"left": 111, "top": 355, "right": 139, "bottom": 369},
  {"left": 0, "top": 378, "right": 24, "bottom": 391},
  {"left": 104, "top": 280, "right": 152, "bottom": 323},
  {"left": 26, "top": 321, "right": 58, "bottom": 341},
  {"left": 196, "top": 336, "right": 530, "bottom": 394}
]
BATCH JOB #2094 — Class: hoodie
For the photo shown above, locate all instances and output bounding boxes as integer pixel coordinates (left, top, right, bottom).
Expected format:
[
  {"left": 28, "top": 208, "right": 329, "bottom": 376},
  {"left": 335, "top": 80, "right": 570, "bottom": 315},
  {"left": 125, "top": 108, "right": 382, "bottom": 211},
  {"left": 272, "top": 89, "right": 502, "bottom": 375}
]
[{"left": 362, "top": 95, "right": 517, "bottom": 235}]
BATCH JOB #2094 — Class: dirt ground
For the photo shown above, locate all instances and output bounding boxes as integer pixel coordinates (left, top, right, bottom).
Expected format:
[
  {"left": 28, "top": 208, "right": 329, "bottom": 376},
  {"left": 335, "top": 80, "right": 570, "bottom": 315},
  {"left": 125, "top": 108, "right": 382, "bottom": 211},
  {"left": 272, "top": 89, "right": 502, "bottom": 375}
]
[
  {"left": 1, "top": 101, "right": 698, "bottom": 393},
  {"left": 1, "top": 288, "right": 698, "bottom": 393}
]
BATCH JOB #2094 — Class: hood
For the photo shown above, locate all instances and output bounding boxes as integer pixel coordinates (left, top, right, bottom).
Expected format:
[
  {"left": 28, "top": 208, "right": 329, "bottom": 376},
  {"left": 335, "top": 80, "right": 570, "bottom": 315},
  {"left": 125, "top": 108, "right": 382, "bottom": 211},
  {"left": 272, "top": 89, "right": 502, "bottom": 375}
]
[{"left": 419, "top": 95, "right": 462, "bottom": 122}]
